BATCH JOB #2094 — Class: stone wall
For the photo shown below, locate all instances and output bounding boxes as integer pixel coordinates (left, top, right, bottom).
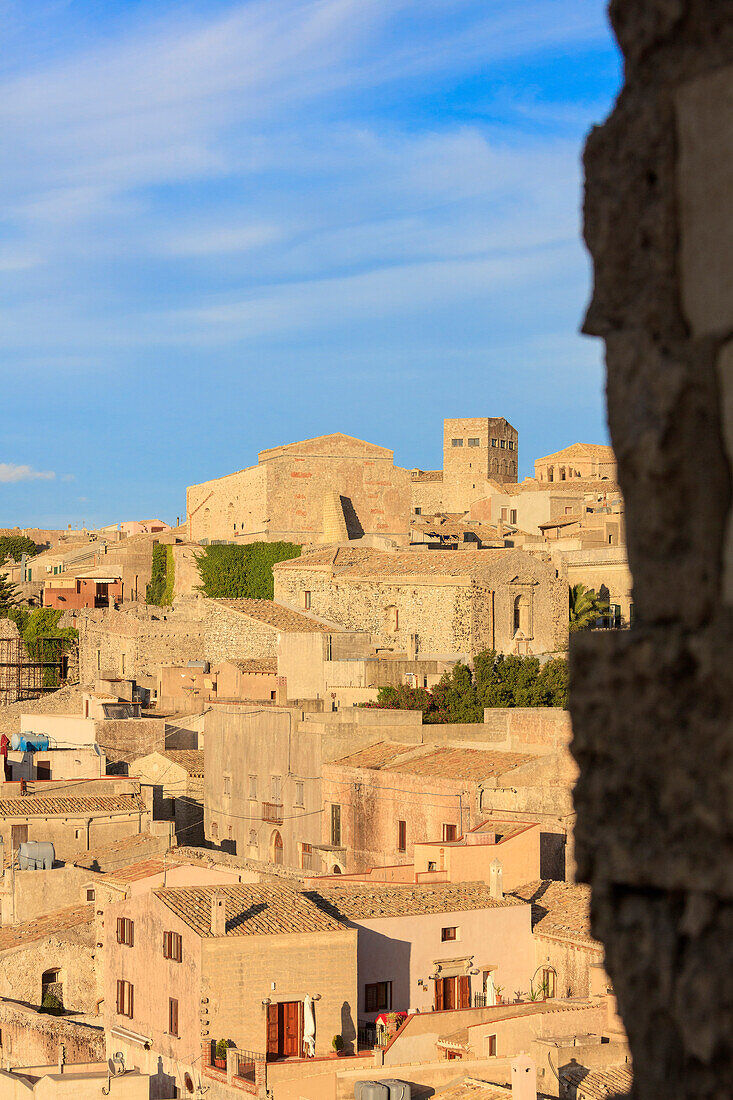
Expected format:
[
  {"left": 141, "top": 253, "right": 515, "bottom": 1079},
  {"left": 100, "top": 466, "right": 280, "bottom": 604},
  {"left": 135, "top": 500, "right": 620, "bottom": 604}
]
[
  {"left": 409, "top": 474, "right": 444, "bottom": 515},
  {"left": 570, "top": 5, "right": 733, "bottom": 1100},
  {"left": 0, "top": 923, "right": 99, "bottom": 1013},
  {"left": 0, "top": 998, "right": 104, "bottom": 1068}
]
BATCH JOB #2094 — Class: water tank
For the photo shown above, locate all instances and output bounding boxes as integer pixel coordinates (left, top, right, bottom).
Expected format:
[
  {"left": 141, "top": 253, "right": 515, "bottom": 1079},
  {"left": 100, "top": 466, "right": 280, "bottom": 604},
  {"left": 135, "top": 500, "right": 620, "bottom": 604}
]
[
  {"left": 382, "top": 1081, "right": 411, "bottom": 1100},
  {"left": 12, "top": 733, "right": 50, "bottom": 752},
  {"left": 355, "top": 1084, "right": 390, "bottom": 1100},
  {"left": 18, "top": 841, "right": 55, "bottom": 870}
]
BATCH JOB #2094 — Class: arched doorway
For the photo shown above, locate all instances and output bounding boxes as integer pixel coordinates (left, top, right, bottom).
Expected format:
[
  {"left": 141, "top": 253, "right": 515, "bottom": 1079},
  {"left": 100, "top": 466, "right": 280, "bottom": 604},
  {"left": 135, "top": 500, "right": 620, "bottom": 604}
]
[
  {"left": 332, "top": 865, "right": 342, "bottom": 874},
  {"left": 41, "top": 968, "right": 63, "bottom": 1007},
  {"left": 271, "top": 830, "right": 283, "bottom": 865},
  {"left": 513, "top": 594, "right": 530, "bottom": 635}
]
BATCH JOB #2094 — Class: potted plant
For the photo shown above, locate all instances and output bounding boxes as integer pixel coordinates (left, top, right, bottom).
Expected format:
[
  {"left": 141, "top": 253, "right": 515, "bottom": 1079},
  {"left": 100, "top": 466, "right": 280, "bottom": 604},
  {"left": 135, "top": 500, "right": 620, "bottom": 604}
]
[
  {"left": 494, "top": 986, "right": 503, "bottom": 1005},
  {"left": 214, "top": 1039, "right": 228, "bottom": 1069},
  {"left": 332, "top": 1034, "right": 345, "bottom": 1056}
]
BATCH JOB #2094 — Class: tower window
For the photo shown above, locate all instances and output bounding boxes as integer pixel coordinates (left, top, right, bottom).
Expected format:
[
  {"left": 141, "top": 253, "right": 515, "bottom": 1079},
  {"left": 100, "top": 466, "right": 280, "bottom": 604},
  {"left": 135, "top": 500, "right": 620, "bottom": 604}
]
[
  {"left": 468, "top": 438, "right": 480, "bottom": 447},
  {"left": 451, "top": 439, "right": 463, "bottom": 447}
]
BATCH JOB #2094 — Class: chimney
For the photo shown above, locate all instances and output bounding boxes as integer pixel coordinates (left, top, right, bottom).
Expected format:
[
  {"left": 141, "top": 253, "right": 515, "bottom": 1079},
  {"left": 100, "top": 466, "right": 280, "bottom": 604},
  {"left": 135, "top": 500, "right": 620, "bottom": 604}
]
[
  {"left": 489, "top": 858, "right": 503, "bottom": 900},
  {"left": 211, "top": 892, "right": 227, "bottom": 937},
  {"left": 510, "top": 1052, "right": 536, "bottom": 1099}
]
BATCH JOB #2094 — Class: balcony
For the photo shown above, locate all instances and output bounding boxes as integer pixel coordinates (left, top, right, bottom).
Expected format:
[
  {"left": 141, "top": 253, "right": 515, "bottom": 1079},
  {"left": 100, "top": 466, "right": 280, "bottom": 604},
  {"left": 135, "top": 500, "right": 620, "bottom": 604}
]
[{"left": 262, "top": 802, "right": 284, "bottom": 824}]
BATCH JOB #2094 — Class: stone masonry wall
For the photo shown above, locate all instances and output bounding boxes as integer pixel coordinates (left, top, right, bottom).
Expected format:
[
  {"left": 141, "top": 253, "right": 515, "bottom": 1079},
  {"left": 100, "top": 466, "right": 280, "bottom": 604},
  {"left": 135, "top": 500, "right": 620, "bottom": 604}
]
[
  {"left": 570, "top": 5, "right": 733, "bottom": 1100},
  {"left": 0, "top": 999, "right": 104, "bottom": 1068}
]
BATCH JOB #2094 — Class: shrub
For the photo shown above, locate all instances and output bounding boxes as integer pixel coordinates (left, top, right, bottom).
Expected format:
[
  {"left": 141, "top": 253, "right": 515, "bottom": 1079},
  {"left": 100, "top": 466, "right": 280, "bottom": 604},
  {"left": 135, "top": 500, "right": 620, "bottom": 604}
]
[
  {"left": 39, "top": 992, "right": 64, "bottom": 1015},
  {"left": 215, "top": 1039, "right": 229, "bottom": 1061},
  {"left": 195, "top": 542, "right": 301, "bottom": 600},
  {"left": 332, "top": 1034, "right": 344, "bottom": 1052}
]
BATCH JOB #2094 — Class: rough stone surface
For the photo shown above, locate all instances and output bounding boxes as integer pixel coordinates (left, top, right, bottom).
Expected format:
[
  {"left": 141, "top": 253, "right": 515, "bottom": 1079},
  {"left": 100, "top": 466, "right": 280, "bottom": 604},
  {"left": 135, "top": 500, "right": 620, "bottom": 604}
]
[{"left": 573, "top": 3, "right": 733, "bottom": 1097}]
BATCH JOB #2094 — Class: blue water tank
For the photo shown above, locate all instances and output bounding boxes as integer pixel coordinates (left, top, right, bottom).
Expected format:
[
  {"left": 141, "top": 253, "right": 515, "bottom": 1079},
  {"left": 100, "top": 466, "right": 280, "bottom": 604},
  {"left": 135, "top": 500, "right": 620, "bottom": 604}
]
[{"left": 12, "top": 733, "right": 50, "bottom": 752}]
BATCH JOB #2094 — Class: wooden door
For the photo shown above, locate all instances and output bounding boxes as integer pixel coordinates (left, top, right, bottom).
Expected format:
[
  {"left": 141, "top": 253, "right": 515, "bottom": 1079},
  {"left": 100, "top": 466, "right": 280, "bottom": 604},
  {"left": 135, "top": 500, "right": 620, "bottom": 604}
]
[
  {"left": 458, "top": 975, "right": 471, "bottom": 1009},
  {"left": 435, "top": 977, "right": 457, "bottom": 1011},
  {"left": 281, "top": 1001, "right": 302, "bottom": 1057},
  {"left": 11, "top": 825, "right": 28, "bottom": 850},
  {"left": 266, "top": 1004, "right": 279, "bottom": 1057}
]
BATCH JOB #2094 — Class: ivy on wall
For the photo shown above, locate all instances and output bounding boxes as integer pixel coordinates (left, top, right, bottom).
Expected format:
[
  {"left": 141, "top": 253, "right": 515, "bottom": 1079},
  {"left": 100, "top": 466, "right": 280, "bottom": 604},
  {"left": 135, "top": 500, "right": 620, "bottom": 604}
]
[
  {"left": 195, "top": 542, "right": 301, "bottom": 600},
  {"left": 146, "top": 543, "right": 175, "bottom": 606}
]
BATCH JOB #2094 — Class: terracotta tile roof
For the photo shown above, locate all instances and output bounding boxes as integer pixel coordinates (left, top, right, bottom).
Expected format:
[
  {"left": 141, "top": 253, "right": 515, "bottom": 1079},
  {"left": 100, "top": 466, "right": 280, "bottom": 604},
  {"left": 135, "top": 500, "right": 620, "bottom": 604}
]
[
  {"left": 535, "top": 444, "right": 615, "bottom": 465},
  {"left": 0, "top": 903, "right": 94, "bottom": 952},
  {"left": 509, "top": 881, "right": 597, "bottom": 945},
  {"left": 73, "top": 832, "right": 170, "bottom": 872},
  {"left": 154, "top": 884, "right": 350, "bottom": 937},
  {"left": 0, "top": 792, "right": 147, "bottom": 817},
  {"left": 161, "top": 750, "right": 205, "bottom": 777},
  {"left": 274, "top": 547, "right": 544, "bottom": 587},
  {"left": 104, "top": 857, "right": 171, "bottom": 884},
  {"left": 225, "top": 658, "right": 278, "bottom": 674},
  {"left": 312, "top": 881, "right": 523, "bottom": 920},
  {"left": 333, "top": 741, "right": 415, "bottom": 769},
  {"left": 386, "top": 747, "right": 533, "bottom": 781},
  {"left": 214, "top": 599, "right": 337, "bottom": 633},
  {"left": 560, "top": 1064, "right": 632, "bottom": 1098}
]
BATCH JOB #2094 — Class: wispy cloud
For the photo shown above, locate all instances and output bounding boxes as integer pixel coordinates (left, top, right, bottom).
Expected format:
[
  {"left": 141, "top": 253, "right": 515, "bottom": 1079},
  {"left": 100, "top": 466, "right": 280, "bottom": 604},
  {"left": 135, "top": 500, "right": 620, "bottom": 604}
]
[{"left": 0, "top": 464, "right": 55, "bottom": 483}]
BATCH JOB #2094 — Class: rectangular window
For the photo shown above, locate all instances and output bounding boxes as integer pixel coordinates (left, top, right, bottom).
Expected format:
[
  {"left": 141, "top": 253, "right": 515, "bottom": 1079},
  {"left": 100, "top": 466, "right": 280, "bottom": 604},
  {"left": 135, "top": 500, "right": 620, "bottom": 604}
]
[
  {"left": 542, "top": 968, "right": 556, "bottom": 998},
  {"left": 510, "top": 509, "right": 517, "bottom": 524},
  {"left": 500, "top": 440, "right": 506, "bottom": 449},
  {"left": 271, "top": 775, "right": 282, "bottom": 801},
  {"left": 442, "top": 823, "right": 457, "bottom": 842},
  {"left": 169, "top": 997, "right": 179, "bottom": 1037},
  {"left": 508, "top": 440, "right": 515, "bottom": 450},
  {"left": 414, "top": 507, "right": 421, "bottom": 515},
  {"left": 397, "top": 819, "right": 407, "bottom": 852},
  {"left": 486, "top": 1035, "right": 497, "bottom": 1057},
  {"left": 331, "top": 804, "right": 342, "bottom": 847},
  {"left": 491, "top": 438, "right": 498, "bottom": 447},
  {"left": 116, "top": 980, "right": 134, "bottom": 1019},
  {"left": 303, "top": 590, "right": 312, "bottom": 610},
  {"left": 441, "top": 926, "right": 457, "bottom": 942},
  {"left": 248, "top": 775, "right": 257, "bottom": 800},
  {"left": 364, "top": 981, "right": 392, "bottom": 1012},
  {"left": 163, "top": 931, "right": 183, "bottom": 962},
  {"left": 86, "top": 888, "right": 96, "bottom": 902},
  {"left": 116, "top": 917, "right": 134, "bottom": 947},
  {"left": 500, "top": 508, "right": 507, "bottom": 520},
  {"left": 223, "top": 775, "right": 231, "bottom": 796},
  {"left": 295, "top": 781, "right": 304, "bottom": 807},
  {"left": 451, "top": 438, "right": 463, "bottom": 447},
  {"left": 96, "top": 650, "right": 101, "bottom": 671},
  {"left": 468, "top": 438, "right": 480, "bottom": 447},
  {"left": 300, "top": 842, "right": 313, "bottom": 870}
]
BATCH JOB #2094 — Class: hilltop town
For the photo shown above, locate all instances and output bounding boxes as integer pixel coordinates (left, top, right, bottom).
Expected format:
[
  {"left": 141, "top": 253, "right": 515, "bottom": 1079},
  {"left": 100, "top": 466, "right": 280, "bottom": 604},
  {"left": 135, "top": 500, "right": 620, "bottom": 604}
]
[{"left": 0, "top": 418, "right": 631, "bottom": 1099}]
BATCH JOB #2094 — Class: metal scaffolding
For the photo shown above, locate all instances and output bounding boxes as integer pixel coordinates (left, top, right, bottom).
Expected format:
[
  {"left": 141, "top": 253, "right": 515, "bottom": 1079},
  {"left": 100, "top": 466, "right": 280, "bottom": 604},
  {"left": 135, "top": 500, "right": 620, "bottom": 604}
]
[{"left": 0, "top": 637, "right": 67, "bottom": 705}]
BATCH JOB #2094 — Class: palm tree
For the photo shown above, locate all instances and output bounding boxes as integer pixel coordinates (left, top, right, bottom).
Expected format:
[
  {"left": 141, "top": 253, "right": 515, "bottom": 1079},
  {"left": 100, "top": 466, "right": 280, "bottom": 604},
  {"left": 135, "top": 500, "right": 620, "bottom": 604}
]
[{"left": 568, "top": 584, "right": 610, "bottom": 632}]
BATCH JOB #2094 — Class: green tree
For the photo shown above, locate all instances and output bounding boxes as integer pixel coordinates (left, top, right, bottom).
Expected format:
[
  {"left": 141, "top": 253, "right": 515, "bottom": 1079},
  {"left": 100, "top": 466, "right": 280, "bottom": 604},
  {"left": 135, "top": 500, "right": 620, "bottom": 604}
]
[
  {"left": 428, "top": 663, "right": 482, "bottom": 723},
  {"left": 4, "top": 608, "right": 77, "bottom": 688},
  {"left": 0, "top": 573, "right": 21, "bottom": 612},
  {"left": 569, "top": 584, "right": 610, "bottom": 632},
  {"left": 146, "top": 544, "right": 175, "bottom": 606},
  {"left": 529, "top": 657, "right": 569, "bottom": 708},
  {"left": 373, "top": 684, "right": 434, "bottom": 715},
  {"left": 0, "top": 535, "right": 39, "bottom": 562}
]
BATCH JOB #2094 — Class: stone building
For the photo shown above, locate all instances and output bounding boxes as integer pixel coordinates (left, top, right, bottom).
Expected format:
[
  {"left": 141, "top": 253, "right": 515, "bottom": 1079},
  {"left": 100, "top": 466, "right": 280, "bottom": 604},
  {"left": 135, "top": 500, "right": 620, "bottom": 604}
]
[
  {"left": 410, "top": 417, "right": 519, "bottom": 516},
  {"left": 186, "top": 432, "right": 411, "bottom": 545},
  {"left": 274, "top": 546, "right": 568, "bottom": 657},
  {"left": 0, "top": 902, "right": 98, "bottom": 1013},
  {"left": 534, "top": 444, "right": 616, "bottom": 484},
  {"left": 103, "top": 883, "right": 357, "bottom": 1087},
  {"left": 129, "top": 749, "right": 204, "bottom": 846}
]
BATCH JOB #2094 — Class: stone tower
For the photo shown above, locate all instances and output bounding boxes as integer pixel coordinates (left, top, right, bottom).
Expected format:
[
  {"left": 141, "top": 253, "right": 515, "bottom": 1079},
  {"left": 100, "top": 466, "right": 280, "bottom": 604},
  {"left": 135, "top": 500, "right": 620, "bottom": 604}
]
[{"left": 442, "top": 417, "right": 518, "bottom": 511}]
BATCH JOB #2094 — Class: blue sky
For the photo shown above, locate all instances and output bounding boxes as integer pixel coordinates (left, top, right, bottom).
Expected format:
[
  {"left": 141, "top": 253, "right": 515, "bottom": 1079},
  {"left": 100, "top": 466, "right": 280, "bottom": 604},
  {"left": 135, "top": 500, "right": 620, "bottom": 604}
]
[{"left": 0, "top": 0, "right": 621, "bottom": 529}]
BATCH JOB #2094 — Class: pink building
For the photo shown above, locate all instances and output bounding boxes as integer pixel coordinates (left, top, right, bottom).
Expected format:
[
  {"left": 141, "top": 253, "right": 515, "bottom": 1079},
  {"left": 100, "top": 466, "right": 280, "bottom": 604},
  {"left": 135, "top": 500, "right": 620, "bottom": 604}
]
[{"left": 43, "top": 574, "right": 123, "bottom": 610}]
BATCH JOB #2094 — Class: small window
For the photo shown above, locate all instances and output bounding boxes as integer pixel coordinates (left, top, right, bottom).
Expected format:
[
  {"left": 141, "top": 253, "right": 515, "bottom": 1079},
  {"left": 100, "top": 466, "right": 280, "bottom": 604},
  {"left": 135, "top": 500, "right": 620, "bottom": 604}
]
[
  {"left": 500, "top": 440, "right": 506, "bottom": 449},
  {"left": 542, "top": 968, "right": 556, "bottom": 998},
  {"left": 468, "top": 438, "right": 480, "bottom": 447},
  {"left": 248, "top": 775, "right": 257, "bottom": 800},
  {"left": 510, "top": 509, "right": 517, "bottom": 525},
  {"left": 116, "top": 980, "right": 134, "bottom": 1019},
  {"left": 331, "top": 804, "right": 342, "bottom": 847},
  {"left": 86, "top": 888, "right": 95, "bottom": 902},
  {"left": 271, "top": 775, "right": 282, "bottom": 802},
  {"left": 486, "top": 1034, "right": 497, "bottom": 1056},
  {"left": 223, "top": 775, "right": 231, "bottom": 796},
  {"left": 96, "top": 651, "right": 101, "bottom": 671},
  {"left": 491, "top": 438, "right": 498, "bottom": 447},
  {"left": 365, "top": 981, "right": 392, "bottom": 1012},
  {"left": 508, "top": 440, "right": 515, "bottom": 450},
  {"left": 303, "top": 590, "right": 312, "bottom": 610},
  {"left": 295, "top": 781, "right": 305, "bottom": 807},
  {"left": 441, "top": 926, "right": 457, "bottom": 942},
  {"left": 442, "top": 823, "right": 457, "bottom": 842},
  {"left": 397, "top": 819, "right": 407, "bottom": 852},
  {"left": 169, "top": 997, "right": 179, "bottom": 1037},
  {"left": 414, "top": 507, "right": 421, "bottom": 515},
  {"left": 116, "top": 917, "right": 134, "bottom": 947},
  {"left": 163, "top": 931, "right": 183, "bottom": 962},
  {"left": 451, "top": 438, "right": 463, "bottom": 447},
  {"left": 427, "top": 861, "right": 437, "bottom": 872},
  {"left": 300, "top": 842, "right": 313, "bottom": 870}
]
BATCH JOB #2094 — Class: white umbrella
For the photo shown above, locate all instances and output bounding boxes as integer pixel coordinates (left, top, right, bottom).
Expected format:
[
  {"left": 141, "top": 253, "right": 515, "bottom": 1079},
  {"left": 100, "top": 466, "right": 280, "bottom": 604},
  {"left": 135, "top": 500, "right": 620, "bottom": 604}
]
[
  {"left": 485, "top": 972, "right": 497, "bottom": 1007},
  {"left": 303, "top": 995, "right": 316, "bottom": 1057}
]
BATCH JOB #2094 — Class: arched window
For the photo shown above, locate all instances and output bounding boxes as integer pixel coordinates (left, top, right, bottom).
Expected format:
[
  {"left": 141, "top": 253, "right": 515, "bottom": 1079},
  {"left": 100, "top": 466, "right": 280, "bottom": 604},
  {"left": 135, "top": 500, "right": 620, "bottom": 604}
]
[
  {"left": 332, "top": 865, "right": 342, "bottom": 874},
  {"left": 513, "top": 594, "right": 530, "bottom": 635},
  {"left": 385, "top": 605, "right": 399, "bottom": 634},
  {"left": 271, "top": 830, "right": 283, "bottom": 865}
]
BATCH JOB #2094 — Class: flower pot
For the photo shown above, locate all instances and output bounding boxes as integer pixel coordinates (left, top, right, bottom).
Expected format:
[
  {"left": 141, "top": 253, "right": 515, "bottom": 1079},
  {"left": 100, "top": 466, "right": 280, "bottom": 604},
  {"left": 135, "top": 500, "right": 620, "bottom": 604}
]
[{"left": 214, "top": 1057, "right": 226, "bottom": 1069}]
